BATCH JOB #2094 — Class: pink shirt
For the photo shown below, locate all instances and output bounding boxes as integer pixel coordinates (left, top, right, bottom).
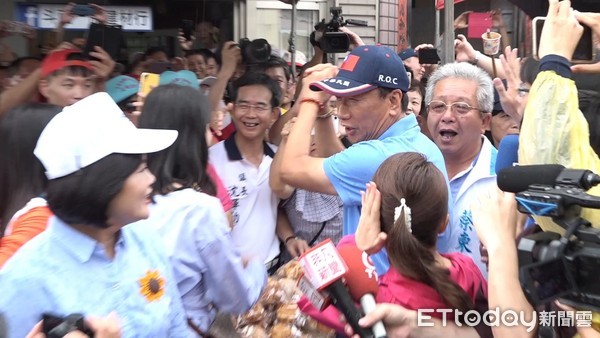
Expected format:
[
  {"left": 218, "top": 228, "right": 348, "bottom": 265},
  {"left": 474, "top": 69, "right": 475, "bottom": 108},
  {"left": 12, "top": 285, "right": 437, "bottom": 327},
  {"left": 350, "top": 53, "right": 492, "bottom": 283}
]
[{"left": 206, "top": 163, "right": 234, "bottom": 212}]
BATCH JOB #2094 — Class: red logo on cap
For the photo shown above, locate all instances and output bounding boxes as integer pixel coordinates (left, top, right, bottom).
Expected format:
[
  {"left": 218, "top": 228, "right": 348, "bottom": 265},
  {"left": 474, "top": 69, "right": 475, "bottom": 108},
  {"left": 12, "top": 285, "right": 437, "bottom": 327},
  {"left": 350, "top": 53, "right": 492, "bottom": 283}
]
[{"left": 340, "top": 55, "right": 360, "bottom": 72}]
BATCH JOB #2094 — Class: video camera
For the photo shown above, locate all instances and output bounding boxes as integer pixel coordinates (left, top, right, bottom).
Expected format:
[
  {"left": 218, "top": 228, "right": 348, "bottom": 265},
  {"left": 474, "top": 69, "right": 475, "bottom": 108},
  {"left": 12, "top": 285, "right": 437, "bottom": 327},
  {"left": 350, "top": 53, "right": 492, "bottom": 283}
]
[
  {"left": 498, "top": 165, "right": 600, "bottom": 311},
  {"left": 312, "top": 7, "right": 368, "bottom": 54}
]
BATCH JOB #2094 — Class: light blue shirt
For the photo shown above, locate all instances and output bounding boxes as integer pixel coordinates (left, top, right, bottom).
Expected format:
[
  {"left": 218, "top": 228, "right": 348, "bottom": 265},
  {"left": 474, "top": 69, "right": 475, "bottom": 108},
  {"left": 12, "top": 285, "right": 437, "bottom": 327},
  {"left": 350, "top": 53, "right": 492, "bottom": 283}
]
[
  {"left": 443, "top": 136, "right": 498, "bottom": 278},
  {"left": 142, "top": 189, "right": 267, "bottom": 332},
  {"left": 323, "top": 114, "right": 450, "bottom": 275},
  {"left": 0, "top": 217, "right": 192, "bottom": 338}
]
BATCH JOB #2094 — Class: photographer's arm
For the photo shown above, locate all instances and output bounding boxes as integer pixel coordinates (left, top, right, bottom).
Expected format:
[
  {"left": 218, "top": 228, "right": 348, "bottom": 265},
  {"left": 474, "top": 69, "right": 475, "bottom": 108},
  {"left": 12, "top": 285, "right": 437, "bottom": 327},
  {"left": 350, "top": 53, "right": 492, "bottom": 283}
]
[
  {"left": 455, "top": 34, "right": 508, "bottom": 79},
  {"left": 208, "top": 42, "right": 240, "bottom": 135},
  {"left": 269, "top": 102, "right": 296, "bottom": 146},
  {"left": 473, "top": 189, "right": 536, "bottom": 338},
  {"left": 279, "top": 64, "right": 337, "bottom": 195},
  {"left": 294, "top": 46, "right": 324, "bottom": 101},
  {"left": 270, "top": 119, "right": 296, "bottom": 199},
  {"left": 314, "top": 115, "right": 345, "bottom": 157},
  {"left": 54, "top": 3, "right": 75, "bottom": 46},
  {"left": 0, "top": 68, "right": 41, "bottom": 117}
]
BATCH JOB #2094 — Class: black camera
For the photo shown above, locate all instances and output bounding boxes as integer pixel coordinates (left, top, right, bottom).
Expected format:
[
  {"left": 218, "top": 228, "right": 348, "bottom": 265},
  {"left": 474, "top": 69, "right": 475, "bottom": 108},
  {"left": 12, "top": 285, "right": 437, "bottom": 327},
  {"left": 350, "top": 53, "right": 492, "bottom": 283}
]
[
  {"left": 43, "top": 313, "right": 94, "bottom": 338},
  {"left": 503, "top": 166, "right": 600, "bottom": 311},
  {"left": 238, "top": 38, "right": 271, "bottom": 65},
  {"left": 313, "top": 7, "right": 368, "bottom": 54}
]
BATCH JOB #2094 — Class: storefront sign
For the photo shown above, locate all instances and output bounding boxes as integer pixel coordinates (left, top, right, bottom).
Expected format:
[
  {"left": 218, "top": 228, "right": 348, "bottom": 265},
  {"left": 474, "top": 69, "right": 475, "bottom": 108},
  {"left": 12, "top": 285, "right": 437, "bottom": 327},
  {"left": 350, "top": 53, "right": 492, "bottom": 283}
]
[{"left": 14, "top": 3, "right": 153, "bottom": 31}]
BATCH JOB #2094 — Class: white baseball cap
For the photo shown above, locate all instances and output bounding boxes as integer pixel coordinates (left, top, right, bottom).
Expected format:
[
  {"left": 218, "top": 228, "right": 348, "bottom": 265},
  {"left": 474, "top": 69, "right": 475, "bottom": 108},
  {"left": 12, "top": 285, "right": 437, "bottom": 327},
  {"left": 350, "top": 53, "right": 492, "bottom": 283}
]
[
  {"left": 282, "top": 50, "right": 307, "bottom": 67},
  {"left": 34, "top": 92, "right": 178, "bottom": 180},
  {"left": 271, "top": 48, "right": 307, "bottom": 67}
]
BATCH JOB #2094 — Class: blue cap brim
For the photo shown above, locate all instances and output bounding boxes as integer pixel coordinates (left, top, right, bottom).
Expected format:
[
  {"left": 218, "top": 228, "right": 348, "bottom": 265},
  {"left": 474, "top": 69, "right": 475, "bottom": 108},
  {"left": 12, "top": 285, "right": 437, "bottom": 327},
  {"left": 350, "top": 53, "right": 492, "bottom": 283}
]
[{"left": 309, "top": 77, "right": 374, "bottom": 97}]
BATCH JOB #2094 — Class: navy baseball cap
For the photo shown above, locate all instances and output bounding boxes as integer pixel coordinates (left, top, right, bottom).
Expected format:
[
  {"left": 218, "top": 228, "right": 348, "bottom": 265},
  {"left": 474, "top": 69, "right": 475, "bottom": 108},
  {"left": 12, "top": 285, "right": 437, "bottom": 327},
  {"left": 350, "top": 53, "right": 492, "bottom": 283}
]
[
  {"left": 310, "top": 45, "right": 410, "bottom": 97},
  {"left": 398, "top": 48, "right": 417, "bottom": 61}
]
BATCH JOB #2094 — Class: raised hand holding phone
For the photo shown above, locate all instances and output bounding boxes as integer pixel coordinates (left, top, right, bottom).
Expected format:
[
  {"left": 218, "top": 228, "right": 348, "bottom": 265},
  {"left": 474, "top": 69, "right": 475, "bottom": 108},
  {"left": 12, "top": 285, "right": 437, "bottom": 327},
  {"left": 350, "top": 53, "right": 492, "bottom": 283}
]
[
  {"left": 572, "top": 12, "right": 600, "bottom": 73},
  {"left": 537, "top": 0, "right": 584, "bottom": 62}
]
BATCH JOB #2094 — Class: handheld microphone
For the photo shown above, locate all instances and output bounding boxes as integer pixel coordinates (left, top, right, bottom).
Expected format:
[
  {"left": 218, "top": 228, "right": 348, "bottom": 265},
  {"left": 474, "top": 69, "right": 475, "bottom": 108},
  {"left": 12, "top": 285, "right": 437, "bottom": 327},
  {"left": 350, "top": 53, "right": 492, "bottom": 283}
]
[
  {"left": 495, "top": 134, "right": 519, "bottom": 174},
  {"left": 338, "top": 243, "right": 387, "bottom": 338},
  {"left": 498, "top": 164, "right": 600, "bottom": 193},
  {"left": 297, "top": 273, "right": 329, "bottom": 311},
  {"left": 299, "top": 239, "right": 374, "bottom": 338}
]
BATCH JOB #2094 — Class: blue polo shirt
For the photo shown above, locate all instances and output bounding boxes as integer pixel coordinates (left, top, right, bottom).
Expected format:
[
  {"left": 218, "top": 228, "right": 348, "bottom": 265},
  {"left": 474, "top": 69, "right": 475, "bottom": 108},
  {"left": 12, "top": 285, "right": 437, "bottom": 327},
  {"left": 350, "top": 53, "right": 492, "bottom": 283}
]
[{"left": 323, "top": 114, "right": 449, "bottom": 274}]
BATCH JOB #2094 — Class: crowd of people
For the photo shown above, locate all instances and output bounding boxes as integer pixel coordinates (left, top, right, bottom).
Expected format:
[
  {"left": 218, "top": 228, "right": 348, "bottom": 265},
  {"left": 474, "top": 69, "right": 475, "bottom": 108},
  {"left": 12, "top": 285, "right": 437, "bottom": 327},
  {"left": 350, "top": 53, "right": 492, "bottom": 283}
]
[{"left": 0, "top": 0, "right": 599, "bottom": 337}]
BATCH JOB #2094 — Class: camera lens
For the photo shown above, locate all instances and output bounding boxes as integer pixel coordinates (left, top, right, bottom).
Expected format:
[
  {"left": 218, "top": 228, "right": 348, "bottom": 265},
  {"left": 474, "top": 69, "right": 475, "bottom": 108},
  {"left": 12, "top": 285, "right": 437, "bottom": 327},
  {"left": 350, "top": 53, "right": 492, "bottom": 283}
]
[{"left": 323, "top": 32, "right": 350, "bottom": 53}]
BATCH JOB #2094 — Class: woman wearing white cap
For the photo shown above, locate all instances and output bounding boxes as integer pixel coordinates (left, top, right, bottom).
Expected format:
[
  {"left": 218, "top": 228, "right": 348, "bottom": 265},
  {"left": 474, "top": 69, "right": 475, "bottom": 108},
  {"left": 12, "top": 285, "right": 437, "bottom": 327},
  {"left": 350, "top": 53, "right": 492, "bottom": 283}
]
[{"left": 0, "top": 93, "right": 192, "bottom": 337}]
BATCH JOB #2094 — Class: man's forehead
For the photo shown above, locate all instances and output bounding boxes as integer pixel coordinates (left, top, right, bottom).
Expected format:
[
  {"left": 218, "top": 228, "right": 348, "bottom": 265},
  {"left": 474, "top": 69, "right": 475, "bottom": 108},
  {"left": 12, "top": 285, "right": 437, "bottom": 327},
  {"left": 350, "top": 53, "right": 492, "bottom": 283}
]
[
  {"left": 265, "top": 67, "right": 286, "bottom": 78},
  {"left": 49, "top": 73, "right": 94, "bottom": 82},
  {"left": 335, "top": 87, "right": 378, "bottom": 100}
]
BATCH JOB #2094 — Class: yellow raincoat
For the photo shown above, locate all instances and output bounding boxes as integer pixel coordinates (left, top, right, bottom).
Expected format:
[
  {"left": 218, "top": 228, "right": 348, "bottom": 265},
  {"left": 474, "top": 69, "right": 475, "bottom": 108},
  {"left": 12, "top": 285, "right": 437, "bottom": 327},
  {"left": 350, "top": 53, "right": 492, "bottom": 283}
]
[
  {"left": 519, "top": 70, "right": 600, "bottom": 234},
  {"left": 519, "top": 70, "right": 600, "bottom": 335}
]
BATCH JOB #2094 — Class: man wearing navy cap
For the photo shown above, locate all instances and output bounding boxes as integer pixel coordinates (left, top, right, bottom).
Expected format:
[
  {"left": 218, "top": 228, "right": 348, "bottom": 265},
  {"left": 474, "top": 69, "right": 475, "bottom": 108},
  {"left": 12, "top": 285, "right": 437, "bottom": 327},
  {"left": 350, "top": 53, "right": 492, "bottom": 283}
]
[
  {"left": 278, "top": 45, "right": 449, "bottom": 275},
  {"left": 399, "top": 48, "right": 425, "bottom": 82}
]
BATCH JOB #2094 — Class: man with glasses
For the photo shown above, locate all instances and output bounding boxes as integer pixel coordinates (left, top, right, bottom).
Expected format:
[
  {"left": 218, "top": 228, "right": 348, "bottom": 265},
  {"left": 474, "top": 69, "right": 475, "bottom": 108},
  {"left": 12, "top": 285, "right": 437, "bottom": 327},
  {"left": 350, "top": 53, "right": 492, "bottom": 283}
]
[
  {"left": 425, "top": 62, "right": 497, "bottom": 276},
  {"left": 209, "top": 72, "right": 308, "bottom": 275},
  {"left": 277, "top": 45, "right": 448, "bottom": 275}
]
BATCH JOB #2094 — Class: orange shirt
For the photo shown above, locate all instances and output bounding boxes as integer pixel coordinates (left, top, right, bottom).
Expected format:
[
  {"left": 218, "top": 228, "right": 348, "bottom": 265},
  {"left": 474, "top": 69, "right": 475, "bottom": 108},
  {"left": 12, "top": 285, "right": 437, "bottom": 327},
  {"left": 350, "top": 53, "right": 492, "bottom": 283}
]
[{"left": 0, "top": 206, "right": 52, "bottom": 268}]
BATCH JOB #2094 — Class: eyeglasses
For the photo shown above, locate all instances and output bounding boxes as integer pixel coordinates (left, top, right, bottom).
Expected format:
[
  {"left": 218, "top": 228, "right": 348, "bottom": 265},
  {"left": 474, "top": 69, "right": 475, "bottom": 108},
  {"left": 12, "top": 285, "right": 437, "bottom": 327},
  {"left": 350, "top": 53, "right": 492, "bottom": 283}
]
[
  {"left": 427, "top": 100, "right": 483, "bottom": 115},
  {"left": 235, "top": 102, "right": 271, "bottom": 113},
  {"left": 119, "top": 101, "right": 137, "bottom": 114}
]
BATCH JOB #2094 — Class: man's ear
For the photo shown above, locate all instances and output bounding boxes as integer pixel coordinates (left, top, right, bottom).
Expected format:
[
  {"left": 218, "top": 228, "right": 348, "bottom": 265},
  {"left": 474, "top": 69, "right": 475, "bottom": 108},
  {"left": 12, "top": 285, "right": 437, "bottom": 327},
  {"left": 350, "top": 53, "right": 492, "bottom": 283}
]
[
  {"left": 39, "top": 78, "right": 50, "bottom": 99},
  {"left": 481, "top": 112, "right": 492, "bottom": 133},
  {"left": 388, "top": 89, "right": 403, "bottom": 116}
]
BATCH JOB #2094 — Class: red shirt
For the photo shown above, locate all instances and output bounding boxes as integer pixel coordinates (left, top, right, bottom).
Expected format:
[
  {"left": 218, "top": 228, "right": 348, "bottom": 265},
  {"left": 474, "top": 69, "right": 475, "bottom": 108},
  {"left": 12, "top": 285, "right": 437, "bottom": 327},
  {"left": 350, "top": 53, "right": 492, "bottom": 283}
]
[{"left": 376, "top": 252, "right": 488, "bottom": 319}]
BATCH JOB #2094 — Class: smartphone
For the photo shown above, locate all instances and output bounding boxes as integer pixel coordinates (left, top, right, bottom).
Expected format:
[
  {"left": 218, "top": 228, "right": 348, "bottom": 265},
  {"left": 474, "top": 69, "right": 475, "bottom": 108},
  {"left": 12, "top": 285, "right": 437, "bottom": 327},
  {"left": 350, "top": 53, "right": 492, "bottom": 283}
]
[
  {"left": 533, "top": 16, "right": 596, "bottom": 63},
  {"left": 181, "top": 20, "right": 194, "bottom": 41},
  {"left": 72, "top": 4, "right": 95, "bottom": 17},
  {"left": 42, "top": 313, "right": 94, "bottom": 337},
  {"left": 146, "top": 61, "right": 173, "bottom": 74},
  {"left": 42, "top": 313, "right": 64, "bottom": 334},
  {"left": 139, "top": 73, "right": 160, "bottom": 97},
  {"left": 418, "top": 48, "right": 441, "bottom": 65},
  {"left": 82, "top": 23, "right": 123, "bottom": 61}
]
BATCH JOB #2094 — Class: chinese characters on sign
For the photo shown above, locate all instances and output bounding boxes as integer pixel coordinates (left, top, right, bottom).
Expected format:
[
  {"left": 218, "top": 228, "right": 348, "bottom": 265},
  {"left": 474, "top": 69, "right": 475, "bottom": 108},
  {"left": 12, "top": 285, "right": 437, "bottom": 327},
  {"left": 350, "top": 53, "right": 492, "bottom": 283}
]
[
  {"left": 15, "top": 4, "right": 153, "bottom": 31},
  {"left": 298, "top": 239, "right": 348, "bottom": 290}
]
